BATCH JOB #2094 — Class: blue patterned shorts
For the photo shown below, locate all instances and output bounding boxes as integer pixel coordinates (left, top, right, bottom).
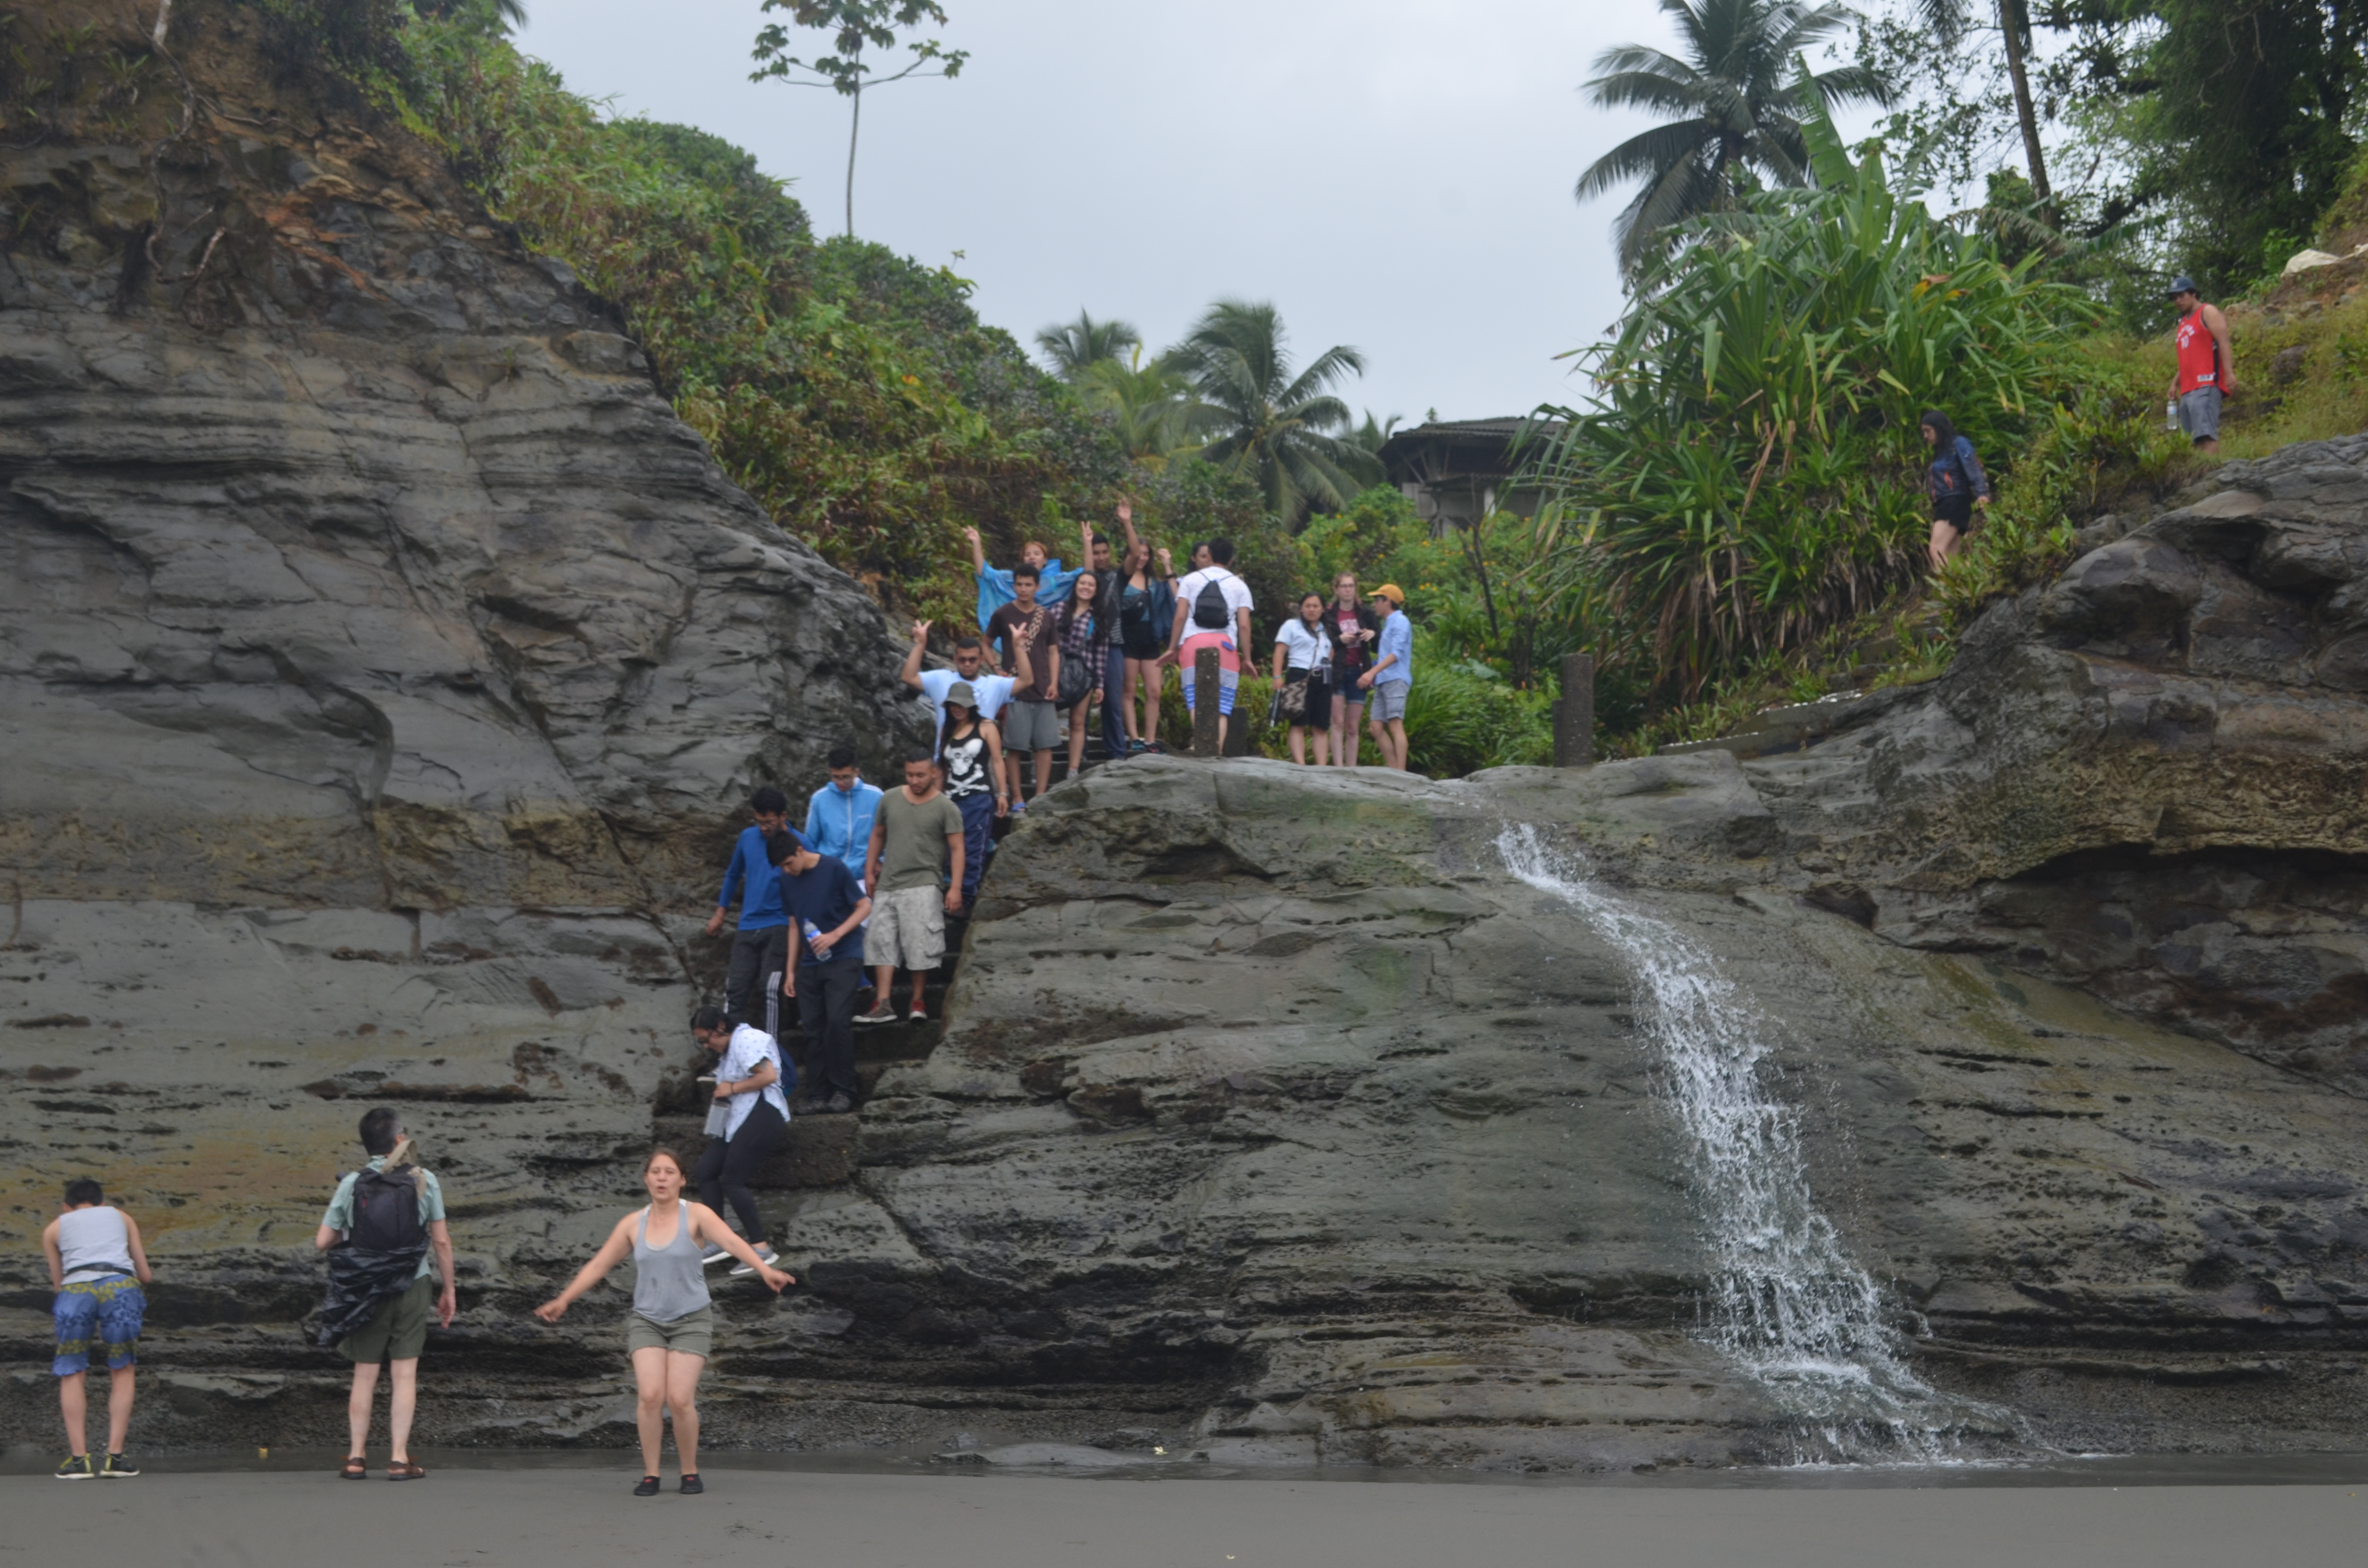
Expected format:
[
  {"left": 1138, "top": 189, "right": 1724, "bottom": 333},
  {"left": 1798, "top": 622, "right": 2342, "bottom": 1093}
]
[{"left": 53, "top": 1275, "right": 144, "bottom": 1376}]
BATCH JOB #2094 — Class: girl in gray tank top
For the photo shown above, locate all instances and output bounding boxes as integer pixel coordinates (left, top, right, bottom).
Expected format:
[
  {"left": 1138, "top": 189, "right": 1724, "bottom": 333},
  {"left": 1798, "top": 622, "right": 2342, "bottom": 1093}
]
[
  {"left": 531, "top": 1144, "right": 795, "bottom": 1495},
  {"left": 631, "top": 1203, "right": 710, "bottom": 1323}
]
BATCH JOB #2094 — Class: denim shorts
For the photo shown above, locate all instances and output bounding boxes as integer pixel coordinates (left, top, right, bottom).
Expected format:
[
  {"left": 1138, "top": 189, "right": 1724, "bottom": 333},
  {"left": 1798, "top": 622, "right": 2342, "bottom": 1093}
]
[{"left": 54, "top": 1276, "right": 145, "bottom": 1376}]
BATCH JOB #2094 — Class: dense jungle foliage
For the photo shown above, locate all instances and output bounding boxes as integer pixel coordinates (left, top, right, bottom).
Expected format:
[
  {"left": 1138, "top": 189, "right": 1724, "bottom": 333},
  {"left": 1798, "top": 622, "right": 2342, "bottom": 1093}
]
[{"left": 235, "top": 0, "right": 1296, "bottom": 629}]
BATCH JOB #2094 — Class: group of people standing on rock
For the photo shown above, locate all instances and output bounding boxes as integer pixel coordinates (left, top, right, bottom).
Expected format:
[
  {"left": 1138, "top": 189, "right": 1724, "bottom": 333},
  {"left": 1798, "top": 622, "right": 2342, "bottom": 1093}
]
[
  {"left": 1923, "top": 273, "right": 2236, "bottom": 574},
  {"left": 941, "top": 503, "right": 1418, "bottom": 778}
]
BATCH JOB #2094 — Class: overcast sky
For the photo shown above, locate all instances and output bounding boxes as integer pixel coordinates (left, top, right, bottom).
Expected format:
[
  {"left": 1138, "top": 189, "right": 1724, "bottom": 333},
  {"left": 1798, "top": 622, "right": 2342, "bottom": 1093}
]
[{"left": 515, "top": 0, "right": 1881, "bottom": 425}]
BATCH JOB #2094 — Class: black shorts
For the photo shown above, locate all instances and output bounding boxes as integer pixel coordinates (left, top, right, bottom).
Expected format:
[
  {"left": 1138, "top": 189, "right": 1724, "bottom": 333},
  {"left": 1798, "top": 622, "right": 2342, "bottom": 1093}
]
[
  {"left": 1285, "top": 668, "right": 1333, "bottom": 730},
  {"left": 1122, "top": 625, "right": 1164, "bottom": 662},
  {"left": 1932, "top": 493, "right": 1973, "bottom": 534}
]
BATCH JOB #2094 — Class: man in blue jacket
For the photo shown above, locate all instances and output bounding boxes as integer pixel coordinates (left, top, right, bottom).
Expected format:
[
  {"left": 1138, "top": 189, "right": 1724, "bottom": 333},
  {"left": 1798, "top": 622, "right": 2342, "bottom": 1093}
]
[
  {"left": 706, "top": 786, "right": 791, "bottom": 1033},
  {"left": 802, "top": 748, "right": 882, "bottom": 887}
]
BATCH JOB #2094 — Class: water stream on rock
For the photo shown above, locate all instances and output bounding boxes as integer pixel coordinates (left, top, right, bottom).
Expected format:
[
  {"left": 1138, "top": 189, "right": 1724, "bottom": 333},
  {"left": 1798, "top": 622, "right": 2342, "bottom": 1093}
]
[{"left": 1498, "top": 824, "right": 2020, "bottom": 1463}]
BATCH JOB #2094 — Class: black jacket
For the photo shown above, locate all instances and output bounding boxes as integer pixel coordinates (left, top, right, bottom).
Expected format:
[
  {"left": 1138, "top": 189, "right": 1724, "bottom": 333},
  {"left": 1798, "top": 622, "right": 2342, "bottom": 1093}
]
[{"left": 317, "top": 1245, "right": 428, "bottom": 1346}]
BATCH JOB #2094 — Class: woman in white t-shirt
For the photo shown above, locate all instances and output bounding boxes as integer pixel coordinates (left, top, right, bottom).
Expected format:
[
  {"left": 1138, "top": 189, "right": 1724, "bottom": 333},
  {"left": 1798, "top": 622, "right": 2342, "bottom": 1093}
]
[{"left": 1270, "top": 590, "right": 1335, "bottom": 765}]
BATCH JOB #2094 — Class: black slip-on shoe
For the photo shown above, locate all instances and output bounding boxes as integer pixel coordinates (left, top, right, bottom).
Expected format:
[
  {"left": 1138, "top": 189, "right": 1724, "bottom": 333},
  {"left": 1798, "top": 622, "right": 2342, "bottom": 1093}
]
[
  {"left": 679, "top": 1472, "right": 704, "bottom": 1495},
  {"left": 634, "top": 1474, "right": 661, "bottom": 1497}
]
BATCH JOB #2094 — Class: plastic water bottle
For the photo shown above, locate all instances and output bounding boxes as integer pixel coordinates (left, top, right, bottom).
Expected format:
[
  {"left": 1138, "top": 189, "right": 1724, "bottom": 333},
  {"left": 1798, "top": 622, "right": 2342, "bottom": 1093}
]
[
  {"left": 802, "top": 919, "right": 832, "bottom": 961},
  {"left": 2166, "top": 398, "right": 2180, "bottom": 431}
]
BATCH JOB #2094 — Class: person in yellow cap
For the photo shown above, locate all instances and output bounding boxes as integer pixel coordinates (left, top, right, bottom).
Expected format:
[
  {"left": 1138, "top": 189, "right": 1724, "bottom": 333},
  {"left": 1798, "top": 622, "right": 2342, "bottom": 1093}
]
[{"left": 1359, "top": 584, "right": 1413, "bottom": 770}]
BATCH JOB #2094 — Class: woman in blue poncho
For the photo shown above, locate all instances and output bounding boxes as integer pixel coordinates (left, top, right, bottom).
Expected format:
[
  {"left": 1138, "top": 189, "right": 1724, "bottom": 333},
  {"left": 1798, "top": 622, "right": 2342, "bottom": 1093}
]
[{"left": 965, "top": 525, "right": 1079, "bottom": 632}]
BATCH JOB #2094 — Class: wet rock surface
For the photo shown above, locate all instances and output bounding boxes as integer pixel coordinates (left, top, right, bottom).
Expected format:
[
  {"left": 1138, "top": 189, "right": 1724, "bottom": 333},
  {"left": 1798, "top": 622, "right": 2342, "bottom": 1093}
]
[{"left": 7, "top": 0, "right": 2368, "bottom": 1473}]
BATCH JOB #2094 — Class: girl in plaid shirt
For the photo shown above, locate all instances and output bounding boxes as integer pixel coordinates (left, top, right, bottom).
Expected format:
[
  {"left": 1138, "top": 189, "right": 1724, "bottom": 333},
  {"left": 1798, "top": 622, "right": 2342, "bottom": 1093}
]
[{"left": 1055, "top": 570, "right": 1105, "bottom": 779}]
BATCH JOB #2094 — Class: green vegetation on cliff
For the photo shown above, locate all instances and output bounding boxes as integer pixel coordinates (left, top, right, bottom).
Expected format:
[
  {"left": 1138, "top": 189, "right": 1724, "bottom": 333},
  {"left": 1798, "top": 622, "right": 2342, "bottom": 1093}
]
[{"left": 237, "top": 0, "right": 1295, "bottom": 626}]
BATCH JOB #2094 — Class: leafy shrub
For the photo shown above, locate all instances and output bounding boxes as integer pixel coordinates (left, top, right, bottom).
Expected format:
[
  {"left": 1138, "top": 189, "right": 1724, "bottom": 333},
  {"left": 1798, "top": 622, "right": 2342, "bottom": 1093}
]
[{"left": 1529, "top": 103, "right": 2092, "bottom": 705}]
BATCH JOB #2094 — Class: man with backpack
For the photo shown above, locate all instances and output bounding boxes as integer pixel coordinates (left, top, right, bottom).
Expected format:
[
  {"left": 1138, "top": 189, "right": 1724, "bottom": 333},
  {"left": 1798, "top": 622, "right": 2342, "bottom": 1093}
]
[
  {"left": 1165, "top": 537, "right": 1255, "bottom": 752},
  {"left": 314, "top": 1107, "right": 456, "bottom": 1481}
]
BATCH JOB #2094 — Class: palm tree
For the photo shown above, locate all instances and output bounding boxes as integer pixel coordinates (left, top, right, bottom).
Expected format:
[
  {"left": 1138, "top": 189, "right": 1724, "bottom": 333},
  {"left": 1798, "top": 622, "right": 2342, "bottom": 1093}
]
[
  {"left": 1575, "top": 0, "right": 1890, "bottom": 270},
  {"left": 1035, "top": 311, "right": 1141, "bottom": 383},
  {"left": 1077, "top": 349, "right": 1214, "bottom": 467},
  {"left": 1172, "top": 300, "right": 1378, "bottom": 524}
]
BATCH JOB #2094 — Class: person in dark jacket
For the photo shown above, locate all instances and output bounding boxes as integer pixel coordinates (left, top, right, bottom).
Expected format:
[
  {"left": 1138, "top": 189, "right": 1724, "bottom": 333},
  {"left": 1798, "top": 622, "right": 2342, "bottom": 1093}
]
[
  {"left": 314, "top": 1107, "right": 455, "bottom": 1481},
  {"left": 1921, "top": 410, "right": 1991, "bottom": 571}
]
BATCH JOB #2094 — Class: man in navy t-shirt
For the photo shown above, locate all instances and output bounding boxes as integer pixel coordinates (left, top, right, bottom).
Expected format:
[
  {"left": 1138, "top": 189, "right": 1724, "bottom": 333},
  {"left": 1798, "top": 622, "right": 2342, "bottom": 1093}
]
[{"left": 765, "top": 831, "right": 872, "bottom": 1115}]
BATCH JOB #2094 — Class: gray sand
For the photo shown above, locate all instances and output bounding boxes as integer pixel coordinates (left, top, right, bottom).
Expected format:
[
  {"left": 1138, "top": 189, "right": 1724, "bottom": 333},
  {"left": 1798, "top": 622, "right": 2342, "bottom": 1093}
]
[{"left": 7, "top": 1469, "right": 2364, "bottom": 1568}]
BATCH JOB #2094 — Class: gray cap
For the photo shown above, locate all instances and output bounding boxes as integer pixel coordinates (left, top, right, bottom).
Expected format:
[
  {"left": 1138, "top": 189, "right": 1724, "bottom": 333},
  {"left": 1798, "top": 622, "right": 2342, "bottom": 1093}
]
[
  {"left": 943, "top": 680, "right": 976, "bottom": 707},
  {"left": 2167, "top": 274, "right": 2199, "bottom": 297}
]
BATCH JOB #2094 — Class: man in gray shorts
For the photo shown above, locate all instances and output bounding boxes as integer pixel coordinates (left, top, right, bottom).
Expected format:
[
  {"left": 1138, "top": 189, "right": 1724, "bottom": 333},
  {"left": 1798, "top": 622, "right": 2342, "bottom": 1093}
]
[{"left": 2166, "top": 274, "right": 2237, "bottom": 454}]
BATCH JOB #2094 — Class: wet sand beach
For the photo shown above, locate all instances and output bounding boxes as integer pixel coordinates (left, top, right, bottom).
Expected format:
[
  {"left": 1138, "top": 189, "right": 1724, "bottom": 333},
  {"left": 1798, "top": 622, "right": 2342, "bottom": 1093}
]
[{"left": 8, "top": 1467, "right": 2364, "bottom": 1568}]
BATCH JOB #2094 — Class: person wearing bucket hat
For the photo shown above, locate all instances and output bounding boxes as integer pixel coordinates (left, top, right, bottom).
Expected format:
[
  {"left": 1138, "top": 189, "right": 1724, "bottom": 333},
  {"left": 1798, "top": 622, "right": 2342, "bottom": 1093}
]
[
  {"left": 2166, "top": 274, "right": 2237, "bottom": 454},
  {"left": 1359, "top": 585, "right": 1414, "bottom": 771},
  {"left": 933, "top": 679, "right": 1005, "bottom": 918}
]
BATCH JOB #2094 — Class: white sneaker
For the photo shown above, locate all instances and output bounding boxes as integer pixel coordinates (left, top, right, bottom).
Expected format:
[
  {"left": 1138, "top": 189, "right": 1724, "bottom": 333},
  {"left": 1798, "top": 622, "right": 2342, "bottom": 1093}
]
[
  {"left": 907, "top": 1006, "right": 928, "bottom": 1022},
  {"left": 699, "top": 1244, "right": 730, "bottom": 1269},
  {"left": 729, "top": 1246, "right": 781, "bottom": 1278}
]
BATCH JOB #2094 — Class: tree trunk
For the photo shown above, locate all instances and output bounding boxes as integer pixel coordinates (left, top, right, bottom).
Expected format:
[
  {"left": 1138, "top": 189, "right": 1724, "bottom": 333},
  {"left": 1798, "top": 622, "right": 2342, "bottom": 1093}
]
[
  {"left": 844, "top": 82, "right": 861, "bottom": 238},
  {"left": 1998, "top": 0, "right": 2052, "bottom": 203}
]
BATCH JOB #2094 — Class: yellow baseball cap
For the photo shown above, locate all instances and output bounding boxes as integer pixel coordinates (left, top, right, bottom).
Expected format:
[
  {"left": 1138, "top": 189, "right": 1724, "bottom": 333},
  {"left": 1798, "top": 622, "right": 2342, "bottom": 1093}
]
[{"left": 1371, "top": 583, "right": 1406, "bottom": 605}]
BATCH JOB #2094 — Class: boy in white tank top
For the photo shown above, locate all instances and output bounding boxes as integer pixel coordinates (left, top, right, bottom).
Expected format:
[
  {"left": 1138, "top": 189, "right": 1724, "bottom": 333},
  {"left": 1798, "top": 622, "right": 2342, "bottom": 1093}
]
[{"left": 41, "top": 1177, "right": 154, "bottom": 1480}]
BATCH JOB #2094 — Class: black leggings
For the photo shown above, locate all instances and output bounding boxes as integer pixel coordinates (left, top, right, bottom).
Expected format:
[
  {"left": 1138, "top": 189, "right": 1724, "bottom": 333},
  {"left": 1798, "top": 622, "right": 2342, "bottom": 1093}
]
[{"left": 693, "top": 1098, "right": 784, "bottom": 1246}]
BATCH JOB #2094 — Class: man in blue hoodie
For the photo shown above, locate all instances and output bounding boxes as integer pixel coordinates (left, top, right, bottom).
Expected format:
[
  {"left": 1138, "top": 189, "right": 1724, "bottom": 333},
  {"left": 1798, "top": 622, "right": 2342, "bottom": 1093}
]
[
  {"left": 801, "top": 748, "right": 882, "bottom": 887},
  {"left": 706, "top": 786, "right": 791, "bottom": 1033}
]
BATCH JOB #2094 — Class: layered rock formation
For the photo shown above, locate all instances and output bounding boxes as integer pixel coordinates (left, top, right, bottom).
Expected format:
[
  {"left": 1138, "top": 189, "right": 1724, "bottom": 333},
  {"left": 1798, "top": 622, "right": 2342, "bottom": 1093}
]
[{"left": 5, "top": 0, "right": 2368, "bottom": 1472}]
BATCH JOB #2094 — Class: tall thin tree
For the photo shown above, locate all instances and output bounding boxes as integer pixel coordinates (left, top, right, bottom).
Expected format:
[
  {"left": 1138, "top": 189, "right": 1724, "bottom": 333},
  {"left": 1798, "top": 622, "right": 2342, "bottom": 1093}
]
[{"left": 751, "top": 0, "right": 968, "bottom": 238}]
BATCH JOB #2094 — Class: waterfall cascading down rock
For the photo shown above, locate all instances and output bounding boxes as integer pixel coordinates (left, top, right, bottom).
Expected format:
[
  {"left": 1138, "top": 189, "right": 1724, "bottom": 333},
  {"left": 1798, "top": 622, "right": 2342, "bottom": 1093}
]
[{"left": 1498, "top": 824, "right": 2021, "bottom": 1461}]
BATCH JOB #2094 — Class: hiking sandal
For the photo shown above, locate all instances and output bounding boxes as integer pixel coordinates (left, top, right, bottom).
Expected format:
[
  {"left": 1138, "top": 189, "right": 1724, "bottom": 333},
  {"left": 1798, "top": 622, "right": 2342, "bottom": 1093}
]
[
  {"left": 340, "top": 1457, "right": 369, "bottom": 1480},
  {"left": 386, "top": 1461, "right": 427, "bottom": 1481}
]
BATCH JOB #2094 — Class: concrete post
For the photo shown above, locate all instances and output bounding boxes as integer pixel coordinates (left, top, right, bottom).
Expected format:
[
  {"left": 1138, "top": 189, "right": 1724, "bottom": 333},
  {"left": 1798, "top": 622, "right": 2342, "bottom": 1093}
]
[
  {"left": 1554, "top": 652, "right": 1595, "bottom": 768},
  {"left": 1192, "top": 647, "right": 1222, "bottom": 758}
]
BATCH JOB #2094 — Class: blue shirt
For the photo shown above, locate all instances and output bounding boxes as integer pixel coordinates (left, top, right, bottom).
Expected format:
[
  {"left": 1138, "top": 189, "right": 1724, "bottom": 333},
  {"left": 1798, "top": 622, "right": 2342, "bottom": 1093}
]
[
  {"left": 1927, "top": 435, "right": 1990, "bottom": 502},
  {"left": 716, "top": 824, "right": 787, "bottom": 930},
  {"left": 1374, "top": 610, "right": 1413, "bottom": 687},
  {"left": 975, "top": 559, "right": 1079, "bottom": 633},
  {"left": 779, "top": 856, "right": 866, "bottom": 968},
  {"left": 802, "top": 780, "right": 882, "bottom": 883}
]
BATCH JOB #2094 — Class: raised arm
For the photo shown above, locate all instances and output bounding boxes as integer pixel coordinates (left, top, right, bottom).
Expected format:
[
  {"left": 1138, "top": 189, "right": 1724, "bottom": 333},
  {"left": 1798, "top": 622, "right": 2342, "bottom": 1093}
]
[
  {"left": 532, "top": 1213, "right": 638, "bottom": 1322},
  {"left": 962, "top": 525, "right": 987, "bottom": 575},
  {"left": 900, "top": 619, "right": 932, "bottom": 692},
  {"left": 1116, "top": 501, "right": 1142, "bottom": 555}
]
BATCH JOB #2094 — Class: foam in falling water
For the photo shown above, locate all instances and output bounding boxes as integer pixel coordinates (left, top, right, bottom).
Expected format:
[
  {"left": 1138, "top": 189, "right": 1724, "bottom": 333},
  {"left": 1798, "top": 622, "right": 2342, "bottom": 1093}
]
[{"left": 1497, "top": 823, "right": 2017, "bottom": 1461}]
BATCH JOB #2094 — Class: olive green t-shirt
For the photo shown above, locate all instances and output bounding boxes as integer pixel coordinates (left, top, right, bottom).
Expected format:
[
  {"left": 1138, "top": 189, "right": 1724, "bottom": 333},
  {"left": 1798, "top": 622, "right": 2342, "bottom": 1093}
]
[{"left": 876, "top": 787, "right": 964, "bottom": 892}]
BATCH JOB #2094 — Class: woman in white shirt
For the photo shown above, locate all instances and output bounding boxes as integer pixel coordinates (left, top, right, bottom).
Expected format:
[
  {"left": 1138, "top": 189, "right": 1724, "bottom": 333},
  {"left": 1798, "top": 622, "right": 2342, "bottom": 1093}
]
[{"left": 1270, "top": 590, "right": 1336, "bottom": 765}]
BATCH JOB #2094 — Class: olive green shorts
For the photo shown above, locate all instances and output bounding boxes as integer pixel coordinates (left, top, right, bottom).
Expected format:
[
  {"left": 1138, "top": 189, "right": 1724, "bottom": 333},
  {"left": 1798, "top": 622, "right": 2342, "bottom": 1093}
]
[
  {"left": 341, "top": 1274, "right": 435, "bottom": 1364},
  {"left": 625, "top": 1305, "right": 713, "bottom": 1359}
]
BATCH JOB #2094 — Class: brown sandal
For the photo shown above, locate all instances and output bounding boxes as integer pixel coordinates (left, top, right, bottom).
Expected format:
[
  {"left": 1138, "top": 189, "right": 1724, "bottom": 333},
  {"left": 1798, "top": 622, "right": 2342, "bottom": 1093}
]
[
  {"left": 386, "top": 1461, "right": 426, "bottom": 1481},
  {"left": 340, "top": 1457, "right": 369, "bottom": 1480}
]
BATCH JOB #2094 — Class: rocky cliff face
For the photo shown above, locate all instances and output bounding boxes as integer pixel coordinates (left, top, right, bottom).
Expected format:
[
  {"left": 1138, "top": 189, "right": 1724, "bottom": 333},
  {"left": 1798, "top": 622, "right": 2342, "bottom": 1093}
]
[
  {"left": 0, "top": 0, "right": 923, "bottom": 1451},
  {"left": 5, "top": 0, "right": 2368, "bottom": 1473}
]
